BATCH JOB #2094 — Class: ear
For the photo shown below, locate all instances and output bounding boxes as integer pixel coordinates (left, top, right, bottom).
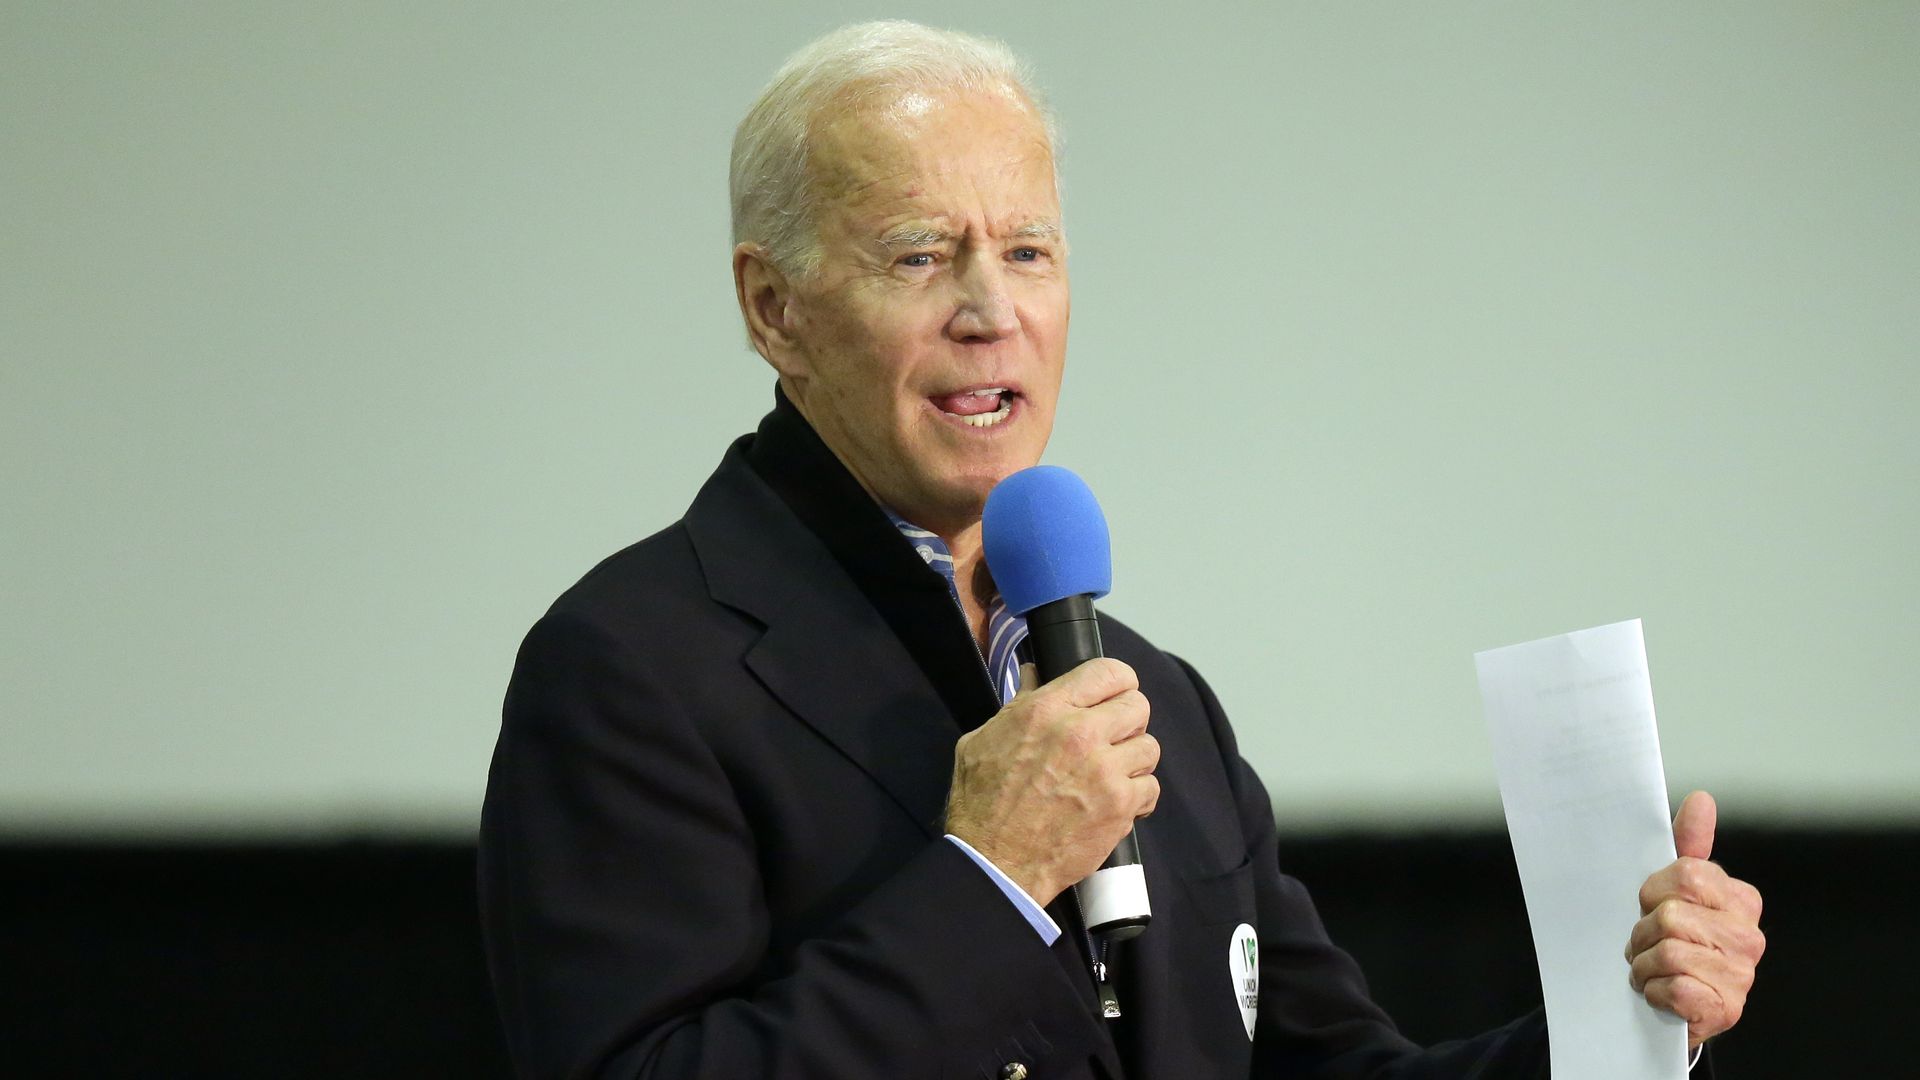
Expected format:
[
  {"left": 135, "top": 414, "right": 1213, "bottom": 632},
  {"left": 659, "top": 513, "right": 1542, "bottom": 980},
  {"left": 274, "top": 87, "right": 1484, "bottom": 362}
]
[{"left": 734, "top": 243, "right": 808, "bottom": 379}]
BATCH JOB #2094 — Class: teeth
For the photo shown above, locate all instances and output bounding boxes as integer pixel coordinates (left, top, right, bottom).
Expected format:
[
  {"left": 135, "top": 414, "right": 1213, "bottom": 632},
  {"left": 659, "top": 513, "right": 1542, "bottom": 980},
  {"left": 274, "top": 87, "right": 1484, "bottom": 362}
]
[
  {"left": 969, "top": 387, "right": 1008, "bottom": 397},
  {"left": 960, "top": 397, "right": 1013, "bottom": 427}
]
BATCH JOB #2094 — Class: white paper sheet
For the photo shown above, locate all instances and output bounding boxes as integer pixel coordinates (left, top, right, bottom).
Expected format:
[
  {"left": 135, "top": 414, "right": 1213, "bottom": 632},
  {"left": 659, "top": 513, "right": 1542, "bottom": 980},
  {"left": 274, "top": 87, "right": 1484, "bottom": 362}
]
[{"left": 1475, "top": 619, "right": 1688, "bottom": 1080}]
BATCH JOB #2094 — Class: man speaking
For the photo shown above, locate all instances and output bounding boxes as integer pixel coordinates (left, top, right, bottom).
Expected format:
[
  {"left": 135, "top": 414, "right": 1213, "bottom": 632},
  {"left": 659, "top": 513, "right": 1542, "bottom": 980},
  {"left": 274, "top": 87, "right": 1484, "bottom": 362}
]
[{"left": 478, "top": 21, "right": 1763, "bottom": 1078}]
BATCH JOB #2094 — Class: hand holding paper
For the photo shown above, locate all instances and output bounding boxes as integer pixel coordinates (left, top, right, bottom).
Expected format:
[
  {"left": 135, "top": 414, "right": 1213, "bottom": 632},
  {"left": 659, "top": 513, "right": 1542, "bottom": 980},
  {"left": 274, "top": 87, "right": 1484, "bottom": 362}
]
[
  {"left": 1478, "top": 620, "right": 1765, "bottom": 1077},
  {"left": 1628, "top": 791, "right": 1766, "bottom": 1048}
]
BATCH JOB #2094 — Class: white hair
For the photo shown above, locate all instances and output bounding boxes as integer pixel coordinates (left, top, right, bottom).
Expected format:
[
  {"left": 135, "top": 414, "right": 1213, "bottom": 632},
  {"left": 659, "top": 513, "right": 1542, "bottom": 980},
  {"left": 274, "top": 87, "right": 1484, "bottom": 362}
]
[{"left": 729, "top": 20, "right": 1059, "bottom": 278}]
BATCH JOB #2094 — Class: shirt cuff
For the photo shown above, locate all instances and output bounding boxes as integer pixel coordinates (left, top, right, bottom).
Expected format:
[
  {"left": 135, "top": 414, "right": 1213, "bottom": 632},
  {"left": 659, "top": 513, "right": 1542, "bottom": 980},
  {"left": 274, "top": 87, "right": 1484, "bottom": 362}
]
[{"left": 944, "top": 834, "right": 1062, "bottom": 945}]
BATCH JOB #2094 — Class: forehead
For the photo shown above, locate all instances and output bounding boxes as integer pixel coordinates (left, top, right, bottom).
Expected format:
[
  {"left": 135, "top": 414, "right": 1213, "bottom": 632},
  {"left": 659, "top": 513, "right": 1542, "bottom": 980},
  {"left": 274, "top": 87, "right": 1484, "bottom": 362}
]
[{"left": 807, "top": 86, "right": 1058, "bottom": 229}]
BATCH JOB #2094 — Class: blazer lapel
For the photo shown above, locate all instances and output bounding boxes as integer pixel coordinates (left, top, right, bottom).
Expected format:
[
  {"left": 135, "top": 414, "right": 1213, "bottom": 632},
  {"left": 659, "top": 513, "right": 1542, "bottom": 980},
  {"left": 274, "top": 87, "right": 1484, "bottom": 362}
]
[{"left": 684, "top": 441, "right": 963, "bottom": 839}]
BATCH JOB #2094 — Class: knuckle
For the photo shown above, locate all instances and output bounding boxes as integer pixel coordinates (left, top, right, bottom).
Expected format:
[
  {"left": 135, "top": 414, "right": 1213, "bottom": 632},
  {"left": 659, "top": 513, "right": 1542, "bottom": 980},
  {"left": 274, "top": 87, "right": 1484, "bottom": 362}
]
[
  {"left": 1671, "top": 976, "right": 1716, "bottom": 1023},
  {"left": 1625, "top": 914, "right": 1652, "bottom": 956},
  {"left": 1630, "top": 951, "right": 1658, "bottom": 985},
  {"left": 1674, "top": 857, "right": 1715, "bottom": 894},
  {"left": 1654, "top": 897, "right": 1690, "bottom": 930},
  {"left": 1652, "top": 938, "right": 1688, "bottom": 968},
  {"left": 1006, "top": 696, "right": 1042, "bottom": 729},
  {"left": 1059, "top": 719, "right": 1097, "bottom": 757},
  {"left": 1027, "top": 685, "right": 1067, "bottom": 721},
  {"left": 1671, "top": 860, "right": 1700, "bottom": 891}
]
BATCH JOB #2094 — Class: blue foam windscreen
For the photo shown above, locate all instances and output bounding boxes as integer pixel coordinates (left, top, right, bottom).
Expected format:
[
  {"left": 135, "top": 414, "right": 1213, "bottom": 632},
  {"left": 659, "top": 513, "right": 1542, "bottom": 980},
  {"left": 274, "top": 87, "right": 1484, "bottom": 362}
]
[{"left": 982, "top": 465, "right": 1113, "bottom": 616}]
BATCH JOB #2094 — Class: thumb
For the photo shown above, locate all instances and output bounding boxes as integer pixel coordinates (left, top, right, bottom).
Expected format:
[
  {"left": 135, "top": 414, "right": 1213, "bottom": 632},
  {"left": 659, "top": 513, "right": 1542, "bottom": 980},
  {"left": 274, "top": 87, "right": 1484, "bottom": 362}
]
[
  {"left": 1017, "top": 662, "right": 1038, "bottom": 696},
  {"left": 1673, "top": 790, "right": 1717, "bottom": 861}
]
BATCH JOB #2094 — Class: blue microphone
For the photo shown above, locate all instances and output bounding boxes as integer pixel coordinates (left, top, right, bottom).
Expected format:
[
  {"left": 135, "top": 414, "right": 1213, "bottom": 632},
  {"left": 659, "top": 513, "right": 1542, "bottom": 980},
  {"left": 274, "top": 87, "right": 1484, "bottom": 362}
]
[{"left": 984, "top": 466, "right": 1150, "bottom": 943}]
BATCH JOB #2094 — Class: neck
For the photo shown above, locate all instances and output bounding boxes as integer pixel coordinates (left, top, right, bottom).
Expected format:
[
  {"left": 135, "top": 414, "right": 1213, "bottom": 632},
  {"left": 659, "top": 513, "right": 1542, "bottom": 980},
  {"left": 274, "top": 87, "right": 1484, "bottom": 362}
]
[{"left": 937, "top": 519, "right": 991, "bottom": 652}]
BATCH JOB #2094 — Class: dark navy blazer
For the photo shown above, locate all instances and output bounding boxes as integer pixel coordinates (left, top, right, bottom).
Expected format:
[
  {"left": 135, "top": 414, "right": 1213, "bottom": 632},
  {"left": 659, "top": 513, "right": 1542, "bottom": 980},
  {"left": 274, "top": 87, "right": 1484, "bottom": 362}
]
[{"left": 478, "top": 392, "right": 1552, "bottom": 1079}]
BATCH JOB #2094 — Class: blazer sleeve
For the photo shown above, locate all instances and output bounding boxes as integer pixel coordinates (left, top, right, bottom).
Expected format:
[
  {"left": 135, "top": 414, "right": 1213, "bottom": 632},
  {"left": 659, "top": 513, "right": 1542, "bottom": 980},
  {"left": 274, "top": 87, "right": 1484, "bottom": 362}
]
[
  {"left": 479, "top": 612, "right": 1098, "bottom": 1079},
  {"left": 1171, "top": 656, "right": 1554, "bottom": 1080}
]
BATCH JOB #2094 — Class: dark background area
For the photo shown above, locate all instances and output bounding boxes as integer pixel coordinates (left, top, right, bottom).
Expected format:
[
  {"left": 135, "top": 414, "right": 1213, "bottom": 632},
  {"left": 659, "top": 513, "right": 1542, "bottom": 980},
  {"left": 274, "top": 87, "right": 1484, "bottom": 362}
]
[{"left": 4, "top": 828, "right": 1897, "bottom": 1077}]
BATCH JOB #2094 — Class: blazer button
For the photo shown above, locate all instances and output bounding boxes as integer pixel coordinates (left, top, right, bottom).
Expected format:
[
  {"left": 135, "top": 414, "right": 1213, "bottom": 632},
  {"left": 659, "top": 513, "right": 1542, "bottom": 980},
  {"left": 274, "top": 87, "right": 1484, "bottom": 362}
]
[{"left": 999, "top": 1064, "right": 1029, "bottom": 1080}]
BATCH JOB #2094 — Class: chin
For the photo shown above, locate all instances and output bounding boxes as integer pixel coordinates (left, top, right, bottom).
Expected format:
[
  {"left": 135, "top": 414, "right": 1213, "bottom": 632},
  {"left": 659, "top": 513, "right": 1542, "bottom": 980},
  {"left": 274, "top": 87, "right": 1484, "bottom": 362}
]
[
  {"left": 885, "top": 472, "right": 987, "bottom": 532},
  {"left": 892, "top": 432, "right": 1049, "bottom": 529},
  {"left": 938, "top": 478, "right": 996, "bottom": 522},
  {"left": 941, "top": 458, "right": 1033, "bottom": 519}
]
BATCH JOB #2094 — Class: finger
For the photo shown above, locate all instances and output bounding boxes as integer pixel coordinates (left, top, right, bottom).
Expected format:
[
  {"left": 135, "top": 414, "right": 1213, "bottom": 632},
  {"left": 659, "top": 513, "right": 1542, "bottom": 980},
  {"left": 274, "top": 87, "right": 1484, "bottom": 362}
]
[
  {"left": 1639, "top": 856, "right": 1743, "bottom": 915},
  {"left": 1057, "top": 657, "right": 1139, "bottom": 709},
  {"left": 1629, "top": 937, "right": 1735, "bottom": 993},
  {"left": 1130, "top": 773, "right": 1161, "bottom": 818},
  {"left": 1086, "top": 687, "right": 1151, "bottom": 743},
  {"left": 1107, "top": 731, "right": 1161, "bottom": 779},
  {"left": 1728, "top": 875, "right": 1764, "bottom": 922},
  {"left": 1017, "top": 662, "right": 1037, "bottom": 695},
  {"left": 1626, "top": 898, "right": 1714, "bottom": 960},
  {"left": 1641, "top": 973, "right": 1737, "bottom": 1047},
  {"left": 1673, "top": 790, "right": 1717, "bottom": 861},
  {"left": 1626, "top": 898, "right": 1768, "bottom": 964}
]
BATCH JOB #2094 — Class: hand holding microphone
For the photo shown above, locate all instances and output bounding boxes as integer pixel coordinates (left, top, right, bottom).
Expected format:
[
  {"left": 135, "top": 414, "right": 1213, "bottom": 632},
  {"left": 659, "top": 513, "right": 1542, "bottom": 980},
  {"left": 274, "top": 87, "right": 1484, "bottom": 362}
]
[{"left": 942, "top": 466, "right": 1156, "bottom": 938}]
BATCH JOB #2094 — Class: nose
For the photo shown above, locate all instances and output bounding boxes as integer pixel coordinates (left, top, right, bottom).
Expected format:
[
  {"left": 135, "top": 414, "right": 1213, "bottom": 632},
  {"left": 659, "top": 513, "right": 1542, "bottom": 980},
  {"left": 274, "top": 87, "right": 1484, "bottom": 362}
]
[{"left": 946, "top": 251, "right": 1020, "bottom": 344}]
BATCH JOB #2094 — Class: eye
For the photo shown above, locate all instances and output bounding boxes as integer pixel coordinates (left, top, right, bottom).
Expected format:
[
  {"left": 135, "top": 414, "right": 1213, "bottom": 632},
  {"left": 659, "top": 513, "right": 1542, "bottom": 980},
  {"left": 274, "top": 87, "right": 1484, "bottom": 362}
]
[
  {"left": 898, "top": 252, "right": 936, "bottom": 268},
  {"left": 1010, "top": 246, "right": 1042, "bottom": 262}
]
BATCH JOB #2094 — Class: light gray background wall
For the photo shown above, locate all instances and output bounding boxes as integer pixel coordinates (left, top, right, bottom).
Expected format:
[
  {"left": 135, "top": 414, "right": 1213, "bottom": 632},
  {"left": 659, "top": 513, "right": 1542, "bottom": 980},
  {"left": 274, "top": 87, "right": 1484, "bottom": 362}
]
[{"left": 5, "top": 3, "right": 1914, "bottom": 837}]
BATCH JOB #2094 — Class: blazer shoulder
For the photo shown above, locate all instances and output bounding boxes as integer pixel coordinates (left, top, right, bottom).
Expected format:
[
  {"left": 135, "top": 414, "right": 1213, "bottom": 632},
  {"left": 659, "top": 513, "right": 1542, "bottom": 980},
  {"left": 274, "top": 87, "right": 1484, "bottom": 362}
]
[
  {"left": 539, "top": 519, "right": 725, "bottom": 641},
  {"left": 1096, "top": 611, "right": 1204, "bottom": 706}
]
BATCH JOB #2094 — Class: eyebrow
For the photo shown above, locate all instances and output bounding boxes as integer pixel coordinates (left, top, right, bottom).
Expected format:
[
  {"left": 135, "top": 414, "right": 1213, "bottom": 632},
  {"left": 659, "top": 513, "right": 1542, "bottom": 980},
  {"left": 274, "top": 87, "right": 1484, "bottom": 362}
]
[
  {"left": 874, "top": 220, "right": 1063, "bottom": 250},
  {"left": 1010, "top": 221, "right": 1061, "bottom": 241},
  {"left": 877, "top": 225, "right": 953, "bottom": 250}
]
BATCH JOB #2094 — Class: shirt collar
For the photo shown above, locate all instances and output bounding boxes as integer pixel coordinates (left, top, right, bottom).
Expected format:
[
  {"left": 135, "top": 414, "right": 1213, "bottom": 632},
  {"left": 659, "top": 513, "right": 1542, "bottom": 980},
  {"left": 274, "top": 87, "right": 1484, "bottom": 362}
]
[
  {"left": 883, "top": 510, "right": 957, "bottom": 583},
  {"left": 882, "top": 509, "right": 1029, "bottom": 708}
]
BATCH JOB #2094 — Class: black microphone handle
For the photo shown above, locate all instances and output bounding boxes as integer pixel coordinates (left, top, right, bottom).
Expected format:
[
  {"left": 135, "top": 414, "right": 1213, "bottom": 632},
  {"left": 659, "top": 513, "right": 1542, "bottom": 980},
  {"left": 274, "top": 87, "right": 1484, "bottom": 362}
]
[
  {"left": 1025, "top": 593, "right": 1104, "bottom": 681},
  {"left": 1025, "top": 594, "right": 1151, "bottom": 940}
]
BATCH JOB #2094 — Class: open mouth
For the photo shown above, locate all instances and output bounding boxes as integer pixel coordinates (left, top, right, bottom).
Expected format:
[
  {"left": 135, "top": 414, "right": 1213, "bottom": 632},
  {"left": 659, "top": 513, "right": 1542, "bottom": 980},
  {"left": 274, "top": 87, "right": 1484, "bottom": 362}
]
[{"left": 931, "top": 387, "right": 1015, "bottom": 429}]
